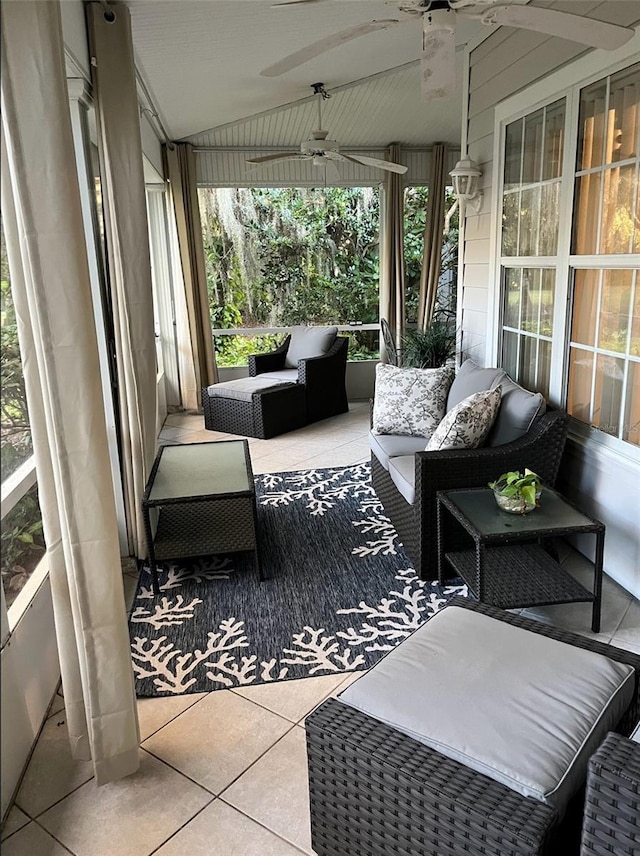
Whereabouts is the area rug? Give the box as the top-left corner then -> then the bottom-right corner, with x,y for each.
129,462 -> 467,697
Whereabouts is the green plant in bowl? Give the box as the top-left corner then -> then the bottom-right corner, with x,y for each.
488,468 -> 542,514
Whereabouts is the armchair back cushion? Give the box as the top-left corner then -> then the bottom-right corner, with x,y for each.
284,326 -> 338,368
372,363 -> 454,437
446,359 -> 506,411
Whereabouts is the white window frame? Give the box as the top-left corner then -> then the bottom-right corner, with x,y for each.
488,31 -> 640,464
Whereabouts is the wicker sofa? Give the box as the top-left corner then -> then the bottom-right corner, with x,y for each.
306,598 -> 640,856
370,361 -> 570,580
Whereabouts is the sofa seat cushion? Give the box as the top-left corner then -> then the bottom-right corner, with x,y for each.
284,326 -> 338,368
369,431 -> 429,472
372,363 -> 454,437
207,375 -> 296,402
387,456 -> 416,505
254,369 -> 300,384
487,376 -> 547,446
339,605 -> 634,815
447,359 -> 506,412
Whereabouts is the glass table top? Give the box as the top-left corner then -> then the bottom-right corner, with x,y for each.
441,487 -> 599,537
147,441 -> 251,502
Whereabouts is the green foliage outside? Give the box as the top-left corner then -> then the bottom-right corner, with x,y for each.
199,186 -> 458,367
1,224 -> 45,605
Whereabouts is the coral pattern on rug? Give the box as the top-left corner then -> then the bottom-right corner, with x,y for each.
129,462 -> 466,696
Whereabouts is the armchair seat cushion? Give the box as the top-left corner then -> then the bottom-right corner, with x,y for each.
253,368 -> 299,384
368,431 -> 428,471
339,605 -> 635,816
388,455 -> 416,505
284,325 -> 338,368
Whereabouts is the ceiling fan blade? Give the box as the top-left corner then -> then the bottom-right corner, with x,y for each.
342,154 -> 408,175
245,152 -> 303,164
421,16 -> 455,100
271,0 -> 327,5
260,19 -> 400,77
478,5 -> 635,51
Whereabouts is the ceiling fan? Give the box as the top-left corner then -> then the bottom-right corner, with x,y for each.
245,83 -> 408,176
263,0 -> 636,99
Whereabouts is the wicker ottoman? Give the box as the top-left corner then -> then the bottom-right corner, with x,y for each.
202,377 -> 306,439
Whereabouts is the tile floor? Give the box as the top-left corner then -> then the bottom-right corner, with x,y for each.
2,400 -> 639,855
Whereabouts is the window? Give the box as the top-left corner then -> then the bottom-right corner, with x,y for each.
1,217 -> 45,608
496,59 -> 640,449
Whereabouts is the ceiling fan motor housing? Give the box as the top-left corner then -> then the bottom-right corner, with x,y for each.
301,129 -> 339,156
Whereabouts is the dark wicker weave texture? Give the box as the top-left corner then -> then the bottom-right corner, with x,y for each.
250,334 -> 349,424
307,598 -> 640,856
371,404 -> 569,580
580,731 -> 640,856
202,382 -> 306,439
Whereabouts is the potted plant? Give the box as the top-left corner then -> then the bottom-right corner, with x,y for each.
401,320 -> 456,369
488,468 -> 543,514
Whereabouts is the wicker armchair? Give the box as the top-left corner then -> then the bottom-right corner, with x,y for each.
249,334 -> 349,423
306,598 -> 640,856
371,404 -> 569,580
580,729 -> 640,855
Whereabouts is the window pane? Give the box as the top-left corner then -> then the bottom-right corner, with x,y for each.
501,191 -> 519,256
540,269 -> 556,336
568,348 -> 594,422
522,269 -> 541,334
606,64 -> 639,164
502,330 -> 519,380
523,109 -> 544,184
539,181 -> 560,255
624,361 -> 640,445
572,269 -> 599,346
598,269 -> 632,354
543,100 -> 565,180
503,268 -> 521,328
1,219 -> 33,481
504,118 -> 523,189
520,336 -> 537,390
632,281 -> 640,357
1,485 -> 45,609
577,80 -> 607,170
600,164 -> 636,254
538,339 -> 552,399
518,186 -> 540,256
593,353 -> 625,436
573,173 -> 601,254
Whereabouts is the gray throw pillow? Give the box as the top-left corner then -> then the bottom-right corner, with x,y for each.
447,359 -> 506,412
284,326 -> 338,368
487,376 -> 546,446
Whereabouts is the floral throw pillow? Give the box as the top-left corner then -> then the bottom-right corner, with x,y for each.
426,387 -> 502,451
372,363 -> 455,437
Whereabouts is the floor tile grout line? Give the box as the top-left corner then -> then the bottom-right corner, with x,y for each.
15,771 -> 95,826
137,691 -> 211,742
146,795 -> 217,856
217,796 -> 314,856
215,722 -> 300,799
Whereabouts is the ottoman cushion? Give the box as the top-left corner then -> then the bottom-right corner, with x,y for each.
339,605 -> 634,816
207,376 -> 295,402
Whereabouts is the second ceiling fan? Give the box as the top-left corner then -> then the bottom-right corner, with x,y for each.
245,83 -> 408,176
263,0 -> 636,99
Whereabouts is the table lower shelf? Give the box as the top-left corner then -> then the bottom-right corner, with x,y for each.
150,501 -> 257,562
444,542 -> 595,611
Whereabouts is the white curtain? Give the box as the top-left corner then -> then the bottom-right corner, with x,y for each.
418,142 -> 449,329
87,2 -> 158,556
1,0 -> 139,784
165,143 -> 218,410
379,142 -> 406,361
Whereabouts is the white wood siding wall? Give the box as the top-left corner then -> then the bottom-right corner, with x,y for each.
461,2 -> 640,598
194,146 -> 461,188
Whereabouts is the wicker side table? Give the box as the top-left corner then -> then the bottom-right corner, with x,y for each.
580,729 -> 640,855
437,487 -> 605,632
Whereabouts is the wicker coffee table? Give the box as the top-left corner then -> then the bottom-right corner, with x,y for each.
437,487 -> 604,632
142,440 -> 261,594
